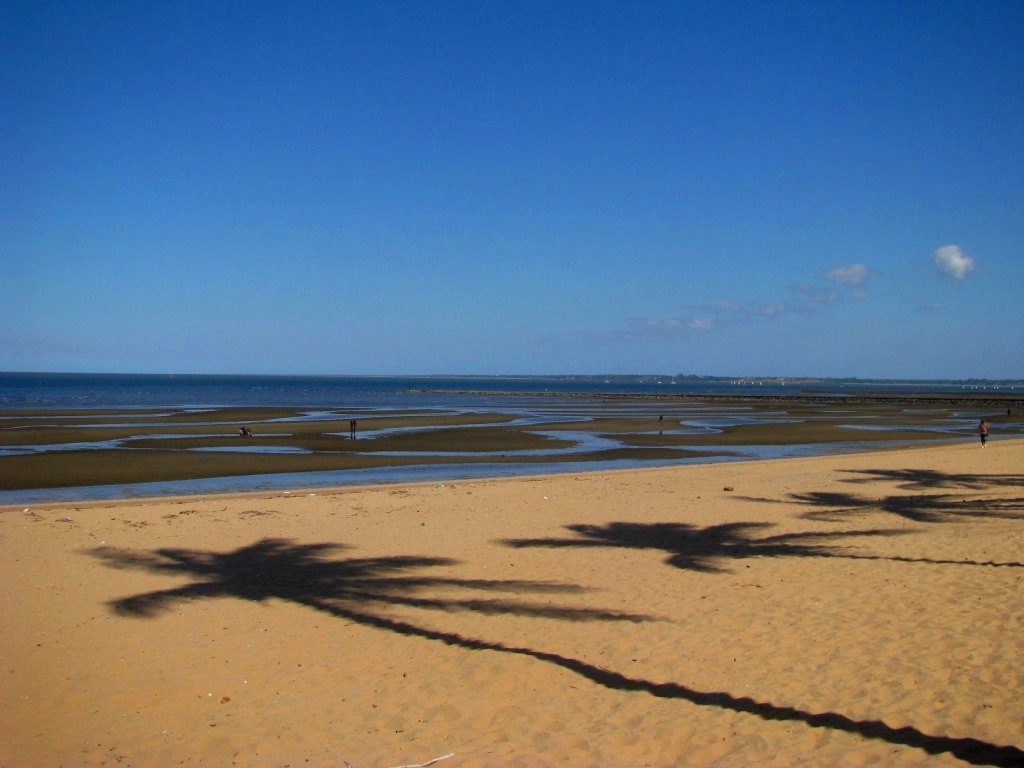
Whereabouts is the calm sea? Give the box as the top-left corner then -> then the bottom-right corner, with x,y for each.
0,372 -> 1015,410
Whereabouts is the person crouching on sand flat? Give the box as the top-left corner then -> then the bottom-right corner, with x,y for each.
979,418 -> 989,447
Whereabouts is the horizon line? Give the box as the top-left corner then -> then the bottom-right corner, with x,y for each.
2,371 -> 1023,385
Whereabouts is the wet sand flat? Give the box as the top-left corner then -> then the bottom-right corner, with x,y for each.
2,396 -> 1021,493
1,439 -> 1022,767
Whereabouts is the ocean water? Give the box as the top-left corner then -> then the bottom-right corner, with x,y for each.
1,372 -> 795,409
2,372 -> 1018,410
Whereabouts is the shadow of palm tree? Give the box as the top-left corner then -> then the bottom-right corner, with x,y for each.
502,521 -> 909,572
783,490 -> 1024,525
720,494 -> 1024,567
89,537 -> 651,622
838,468 -> 1024,492
86,538 -> 1023,767
507,647 -> 1024,768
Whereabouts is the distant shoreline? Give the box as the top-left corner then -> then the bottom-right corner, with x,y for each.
412,389 -> 1024,408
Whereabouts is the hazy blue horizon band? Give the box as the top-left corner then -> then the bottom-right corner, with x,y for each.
3,372 -> 1022,411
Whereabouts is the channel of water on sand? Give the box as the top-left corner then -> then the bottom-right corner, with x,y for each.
0,438 -> 932,505
4,394 -> 1021,505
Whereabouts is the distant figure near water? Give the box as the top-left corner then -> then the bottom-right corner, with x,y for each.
979,419 -> 989,447
239,426 -> 253,438
350,420 -> 357,440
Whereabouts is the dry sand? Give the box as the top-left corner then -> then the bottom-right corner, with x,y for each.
2,439 -> 1022,767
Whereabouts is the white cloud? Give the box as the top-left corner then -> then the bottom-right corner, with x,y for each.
758,302 -> 787,318
791,284 -> 839,309
932,245 -> 975,281
827,263 -> 875,286
613,262 -> 877,343
630,316 -> 717,335
643,319 -> 682,331
713,300 -> 743,313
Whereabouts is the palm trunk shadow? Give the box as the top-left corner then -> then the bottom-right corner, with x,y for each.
300,597 -> 1024,768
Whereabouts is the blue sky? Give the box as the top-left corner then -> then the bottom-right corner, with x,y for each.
2,1 -> 1022,378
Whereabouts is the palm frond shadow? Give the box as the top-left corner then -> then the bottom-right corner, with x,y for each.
733,491 -> 1024,567
86,538 -> 1024,766
502,521 -> 911,572
88,537 -> 650,622
780,489 -> 1024,526
839,468 -> 1024,492
803,468 -> 1024,524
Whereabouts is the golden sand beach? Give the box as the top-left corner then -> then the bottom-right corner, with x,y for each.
2,439 -> 1022,767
